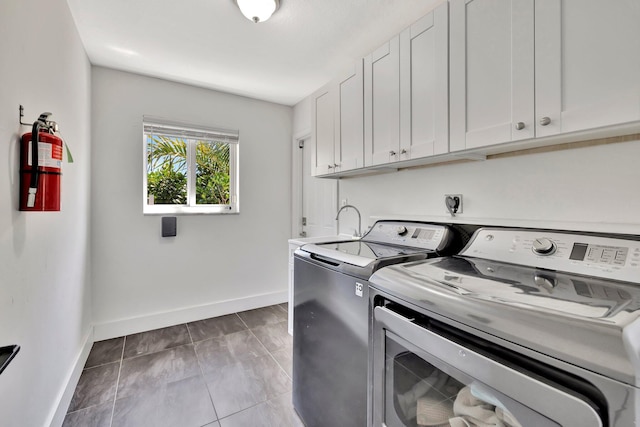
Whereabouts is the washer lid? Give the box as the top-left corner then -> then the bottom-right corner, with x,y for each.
370,256 -> 640,386
301,240 -> 432,268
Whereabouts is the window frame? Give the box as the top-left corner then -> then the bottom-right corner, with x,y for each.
142,117 -> 239,215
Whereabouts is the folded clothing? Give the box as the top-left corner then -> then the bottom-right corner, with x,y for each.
397,369 -> 450,420
449,386 -> 522,427
416,393 -> 454,427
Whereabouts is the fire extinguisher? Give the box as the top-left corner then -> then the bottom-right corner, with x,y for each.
19,112 -> 63,211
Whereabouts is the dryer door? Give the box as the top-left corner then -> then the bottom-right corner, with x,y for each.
371,305 -> 605,427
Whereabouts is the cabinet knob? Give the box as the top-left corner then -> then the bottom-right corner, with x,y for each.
327,164 -> 334,169
539,117 -> 551,126
515,122 -> 525,130
401,149 -> 407,154
334,163 -> 340,168
389,150 -> 397,156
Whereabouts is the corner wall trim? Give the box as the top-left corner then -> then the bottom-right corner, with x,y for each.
48,327 -> 94,427
92,290 -> 288,341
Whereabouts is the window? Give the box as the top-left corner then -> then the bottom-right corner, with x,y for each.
143,117 -> 239,214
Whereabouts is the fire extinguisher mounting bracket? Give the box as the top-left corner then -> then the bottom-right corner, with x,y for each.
19,105 -> 30,126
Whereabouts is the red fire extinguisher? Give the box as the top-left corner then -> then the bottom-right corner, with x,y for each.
19,112 -> 63,211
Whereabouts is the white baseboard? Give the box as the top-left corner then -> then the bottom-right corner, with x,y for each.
48,327 -> 94,427
93,290 -> 288,341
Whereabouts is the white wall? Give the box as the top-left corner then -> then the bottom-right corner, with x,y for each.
0,0 -> 92,425
91,67 -> 292,337
293,95 -> 312,138
292,102 -> 640,236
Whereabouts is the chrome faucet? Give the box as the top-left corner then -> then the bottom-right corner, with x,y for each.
335,204 -> 362,237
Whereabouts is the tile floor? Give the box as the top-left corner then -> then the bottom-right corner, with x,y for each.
63,304 -> 303,427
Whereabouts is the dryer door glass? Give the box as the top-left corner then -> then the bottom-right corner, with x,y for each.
384,335 -> 556,427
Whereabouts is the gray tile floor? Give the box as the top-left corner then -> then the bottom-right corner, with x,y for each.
63,304 -> 303,427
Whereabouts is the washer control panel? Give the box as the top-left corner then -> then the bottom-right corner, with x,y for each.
363,221 -> 451,251
461,228 -> 640,283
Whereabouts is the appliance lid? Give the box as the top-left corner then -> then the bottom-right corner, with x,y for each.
370,256 -> 640,386
297,220 -> 455,268
390,256 -> 640,322
300,240 -> 432,268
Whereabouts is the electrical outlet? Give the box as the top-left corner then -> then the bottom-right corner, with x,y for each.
445,194 -> 463,215
341,199 -> 348,207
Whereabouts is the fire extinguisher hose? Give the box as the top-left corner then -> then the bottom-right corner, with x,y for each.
27,120 -> 41,208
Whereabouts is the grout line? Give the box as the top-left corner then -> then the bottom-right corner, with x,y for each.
234,312 -> 250,330
81,359 -> 121,371
186,315 -> 219,426
65,401 -> 104,416
216,398 -> 267,421
120,327 -> 193,362
193,327 -> 221,423
215,388 -> 293,423
247,326 -> 292,382
108,336 -> 126,427
185,322 -> 195,344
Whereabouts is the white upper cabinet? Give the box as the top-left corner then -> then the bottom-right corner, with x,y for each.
311,61 -> 364,176
400,2 -> 450,159
365,35 -> 401,166
535,0 -> 640,137
450,0 -> 535,151
335,60 -> 364,172
451,0 -> 640,152
311,84 -> 334,176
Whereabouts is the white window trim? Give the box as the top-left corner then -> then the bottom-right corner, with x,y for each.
142,116 -> 239,215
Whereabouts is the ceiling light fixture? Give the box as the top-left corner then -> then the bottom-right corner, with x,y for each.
235,0 -> 280,23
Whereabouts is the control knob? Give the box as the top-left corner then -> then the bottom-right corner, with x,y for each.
533,274 -> 557,290
396,226 -> 408,236
532,238 -> 556,256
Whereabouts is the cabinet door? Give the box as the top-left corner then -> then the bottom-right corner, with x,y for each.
535,0 -> 640,138
335,60 -> 364,172
311,84 -> 335,176
364,35 -> 401,166
400,2 -> 449,160
450,0 -> 535,151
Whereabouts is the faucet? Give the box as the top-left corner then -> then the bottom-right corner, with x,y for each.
335,204 -> 362,237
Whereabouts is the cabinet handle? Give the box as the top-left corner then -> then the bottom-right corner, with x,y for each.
515,122 -> 525,130
334,163 -> 340,168
390,150 -> 397,156
539,117 -> 551,126
327,164 -> 334,170
401,149 -> 407,154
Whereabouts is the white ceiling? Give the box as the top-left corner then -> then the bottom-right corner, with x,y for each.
66,0 -> 441,106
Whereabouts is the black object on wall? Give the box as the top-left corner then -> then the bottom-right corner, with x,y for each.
0,345 -> 20,375
162,217 -> 177,237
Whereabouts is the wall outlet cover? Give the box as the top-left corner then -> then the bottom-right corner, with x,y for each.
445,194 -> 463,214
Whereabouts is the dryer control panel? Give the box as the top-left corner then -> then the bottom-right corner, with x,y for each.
460,228 -> 640,283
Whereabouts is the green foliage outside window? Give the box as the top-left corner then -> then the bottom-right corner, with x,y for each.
196,141 -> 230,204
146,135 -> 231,205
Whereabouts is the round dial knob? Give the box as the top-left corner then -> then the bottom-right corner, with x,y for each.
396,226 -> 408,236
532,238 -> 556,255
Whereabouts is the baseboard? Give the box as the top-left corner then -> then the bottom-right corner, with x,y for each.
93,290 -> 288,341
47,327 -> 94,427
